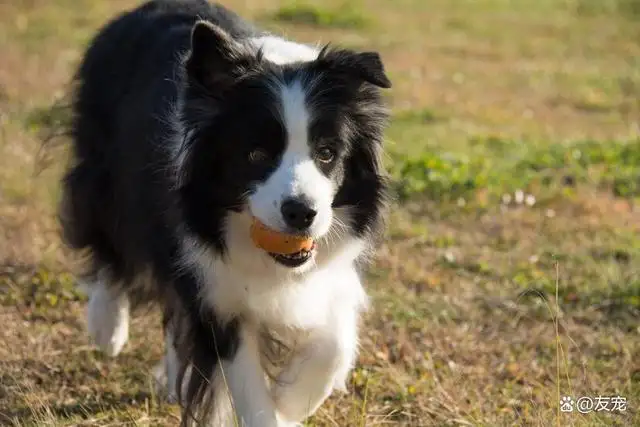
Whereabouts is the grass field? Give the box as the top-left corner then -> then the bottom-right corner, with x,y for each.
1,0 -> 639,425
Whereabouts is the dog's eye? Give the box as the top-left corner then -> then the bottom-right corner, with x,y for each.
248,149 -> 269,164
316,147 -> 336,164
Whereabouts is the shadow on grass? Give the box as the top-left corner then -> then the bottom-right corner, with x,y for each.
0,392 -> 154,425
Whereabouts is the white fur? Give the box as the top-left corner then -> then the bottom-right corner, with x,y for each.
85,277 -> 130,357
219,325 -> 282,427
270,278 -> 361,422
249,35 -> 319,65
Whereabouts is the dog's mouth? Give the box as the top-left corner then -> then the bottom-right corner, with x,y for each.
269,243 -> 317,268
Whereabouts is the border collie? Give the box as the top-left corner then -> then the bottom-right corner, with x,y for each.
60,1 -> 391,425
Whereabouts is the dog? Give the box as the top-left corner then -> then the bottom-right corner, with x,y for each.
60,0 -> 391,425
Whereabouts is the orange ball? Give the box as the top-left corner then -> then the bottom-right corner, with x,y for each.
250,217 -> 315,255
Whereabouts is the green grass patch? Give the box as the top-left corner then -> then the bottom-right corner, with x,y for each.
390,137 -> 640,202
575,0 -> 640,19
24,102 -> 72,135
0,266 -> 82,309
272,1 -> 371,29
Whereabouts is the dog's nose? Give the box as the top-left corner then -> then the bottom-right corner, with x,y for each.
281,198 -> 317,231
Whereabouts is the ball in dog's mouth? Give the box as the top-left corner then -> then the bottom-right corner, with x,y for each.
250,217 -> 316,268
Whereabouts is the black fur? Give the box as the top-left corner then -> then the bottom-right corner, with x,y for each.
60,1 -> 391,424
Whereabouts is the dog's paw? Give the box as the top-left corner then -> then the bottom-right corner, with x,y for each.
87,287 -> 130,357
272,383 -> 325,424
272,384 -> 303,423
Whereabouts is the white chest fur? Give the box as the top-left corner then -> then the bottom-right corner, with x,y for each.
188,235 -> 368,330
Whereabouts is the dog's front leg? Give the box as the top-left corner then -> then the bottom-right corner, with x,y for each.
222,325 -> 287,427
272,313 -> 358,423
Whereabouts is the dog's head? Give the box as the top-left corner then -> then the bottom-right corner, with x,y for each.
175,21 -> 391,274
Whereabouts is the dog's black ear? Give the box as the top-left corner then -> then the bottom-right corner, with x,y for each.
185,21 -> 255,90
316,47 -> 392,89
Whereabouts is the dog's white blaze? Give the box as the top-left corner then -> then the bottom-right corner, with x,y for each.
280,79 -> 309,159
249,79 -> 334,237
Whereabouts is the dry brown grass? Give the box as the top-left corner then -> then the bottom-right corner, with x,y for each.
1,0 -> 638,426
